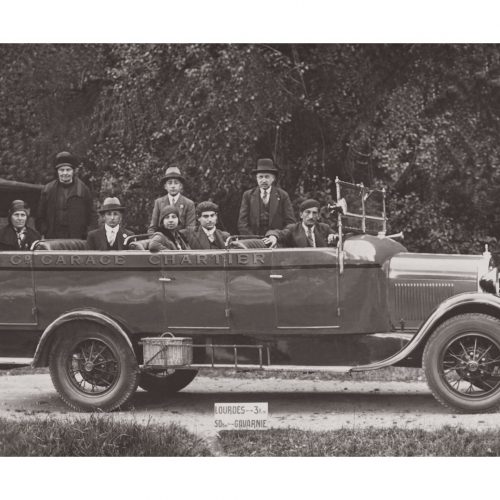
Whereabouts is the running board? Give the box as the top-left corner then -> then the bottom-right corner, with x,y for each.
140,363 -> 354,373
0,357 -> 33,367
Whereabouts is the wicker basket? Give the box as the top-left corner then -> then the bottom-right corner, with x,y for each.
141,334 -> 193,367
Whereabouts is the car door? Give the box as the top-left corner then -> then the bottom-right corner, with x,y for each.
160,249 -> 229,333
271,247 -> 340,330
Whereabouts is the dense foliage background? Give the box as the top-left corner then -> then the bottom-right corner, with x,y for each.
1,43 -> 500,252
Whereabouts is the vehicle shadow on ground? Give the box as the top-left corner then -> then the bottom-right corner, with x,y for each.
131,390 -> 447,415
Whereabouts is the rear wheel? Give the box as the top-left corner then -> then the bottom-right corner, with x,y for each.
423,313 -> 500,413
138,369 -> 198,394
49,323 -> 139,412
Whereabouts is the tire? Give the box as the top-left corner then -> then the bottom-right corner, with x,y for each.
49,323 -> 139,412
423,313 -> 500,413
138,369 -> 198,395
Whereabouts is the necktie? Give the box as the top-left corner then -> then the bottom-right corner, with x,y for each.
169,196 -> 176,206
16,228 -> 26,249
261,189 -> 269,204
306,227 -> 315,247
207,232 -> 215,243
108,229 -> 116,246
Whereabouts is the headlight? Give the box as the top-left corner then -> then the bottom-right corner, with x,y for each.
479,267 -> 499,294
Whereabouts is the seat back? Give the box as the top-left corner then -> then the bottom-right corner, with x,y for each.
33,239 -> 88,251
230,238 -> 267,249
129,239 -> 155,251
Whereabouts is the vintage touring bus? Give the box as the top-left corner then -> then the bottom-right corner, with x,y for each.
1,179 -> 499,413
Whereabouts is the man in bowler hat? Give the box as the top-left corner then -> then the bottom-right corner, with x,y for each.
36,151 -> 95,239
264,198 -> 337,248
86,197 -> 134,250
181,201 -> 230,249
148,166 -> 196,233
237,158 -> 295,236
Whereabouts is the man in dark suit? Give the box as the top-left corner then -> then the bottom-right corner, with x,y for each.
148,166 -> 196,233
86,197 -> 134,250
181,201 -> 230,249
237,158 -> 295,236
264,199 -> 337,248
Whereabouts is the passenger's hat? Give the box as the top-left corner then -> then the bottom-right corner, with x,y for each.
161,166 -> 185,184
8,199 -> 30,217
98,197 -> 125,213
160,205 -> 180,221
53,151 -> 78,171
196,201 -> 219,217
252,158 -> 279,175
299,199 -> 320,212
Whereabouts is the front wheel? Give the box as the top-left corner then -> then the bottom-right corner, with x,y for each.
138,369 -> 198,395
423,313 -> 500,413
49,323 -> 139,412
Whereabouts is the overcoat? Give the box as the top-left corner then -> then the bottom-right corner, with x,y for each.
36,178 -> 94,239
148,194 -> 196,233
237,186 -> 295,235
86,226 -> 134,251
0,224 -> 41,251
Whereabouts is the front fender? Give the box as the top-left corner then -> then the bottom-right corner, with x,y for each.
32,309 -> 135,367
352,292 -> 500,371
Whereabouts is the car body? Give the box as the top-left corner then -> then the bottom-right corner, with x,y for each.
1,179 -> 500,413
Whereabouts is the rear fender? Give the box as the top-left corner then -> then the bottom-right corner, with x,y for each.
352,292 -> 500,371
32,309 -> 135,367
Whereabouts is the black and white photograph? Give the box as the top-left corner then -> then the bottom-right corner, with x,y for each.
2,1 -> 500,499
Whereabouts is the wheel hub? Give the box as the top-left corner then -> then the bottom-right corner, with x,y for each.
84,361 -> 95,372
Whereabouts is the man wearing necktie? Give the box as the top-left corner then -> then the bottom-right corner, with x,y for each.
264,199 -> 337,248
181,201 -> 230,250
148,166 -> 196,233
86,197 -> 134,250
237,158 -> 295,236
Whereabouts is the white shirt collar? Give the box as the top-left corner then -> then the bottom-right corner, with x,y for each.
169,193 -> 180,204
105,224 -> 119,234
202,227 -> 216,236
302,223 -> 314,234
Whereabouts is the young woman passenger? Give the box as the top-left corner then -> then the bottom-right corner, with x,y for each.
149,205 -> 190,252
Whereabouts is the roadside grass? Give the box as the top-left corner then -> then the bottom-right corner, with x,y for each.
1,366 -> 424,381
218,427 -> 500,456
0,416 -> 212,456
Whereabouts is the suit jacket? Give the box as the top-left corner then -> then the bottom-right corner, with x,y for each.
0,225 -> 41,251
267,222 -> 337,248
86,225 -> 134,250
36,177 -> 95,239
181,226 -> 230,249
237,186 -> 295,235
148,194 -> 196,233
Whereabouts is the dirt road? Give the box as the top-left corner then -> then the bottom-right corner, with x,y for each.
1,373 -> 499,440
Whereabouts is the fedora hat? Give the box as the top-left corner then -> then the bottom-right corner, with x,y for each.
251,158 -> 279,175
161,166 -> 185,184
53,151 -> 78,171
98,197 -> 125,213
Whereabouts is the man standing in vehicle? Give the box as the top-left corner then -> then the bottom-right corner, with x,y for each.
86,197 -> 134,250
264,198 -> 337,248
237,158 -> 295,236
181,201 -> 230,249
36,151 -> 95,239
148,166 -> 196,233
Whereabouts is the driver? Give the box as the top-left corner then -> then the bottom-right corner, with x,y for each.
263,199 -> 337,248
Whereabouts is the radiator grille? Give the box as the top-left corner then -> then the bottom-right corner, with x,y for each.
393,282 -> 455,321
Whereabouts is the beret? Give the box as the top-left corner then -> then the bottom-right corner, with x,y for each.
299,199 -> 320,212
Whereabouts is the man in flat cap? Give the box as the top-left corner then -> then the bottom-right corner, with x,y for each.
264,198 -> 337,248
237,158 -> 295,236
148,166 -> 196,233
181,201 -> 230,250
36,151 -> 95,239
86,197 -> 134,250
